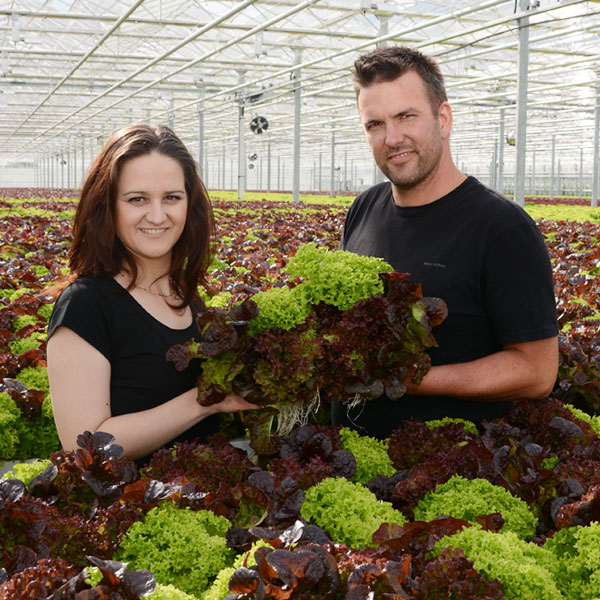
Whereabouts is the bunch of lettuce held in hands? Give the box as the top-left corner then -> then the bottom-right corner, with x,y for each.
168,243 -> 447,433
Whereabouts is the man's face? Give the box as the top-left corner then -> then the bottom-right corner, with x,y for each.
357,70 -> 446,191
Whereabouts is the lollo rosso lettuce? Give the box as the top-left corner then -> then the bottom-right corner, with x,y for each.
168,243 -> 447,452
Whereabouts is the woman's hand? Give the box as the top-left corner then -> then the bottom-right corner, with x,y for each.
212,392 -> 260,413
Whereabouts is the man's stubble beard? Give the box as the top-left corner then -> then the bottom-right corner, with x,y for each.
377,129 -> 444,192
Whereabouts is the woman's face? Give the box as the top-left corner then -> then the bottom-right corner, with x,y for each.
115,151 -> 188,270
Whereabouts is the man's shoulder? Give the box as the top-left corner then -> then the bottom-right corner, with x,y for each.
348,181 -> 392,215
355,181 -> 392,202
459,177 -> 534,223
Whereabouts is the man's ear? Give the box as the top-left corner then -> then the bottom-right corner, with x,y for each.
438,102 -> 453,139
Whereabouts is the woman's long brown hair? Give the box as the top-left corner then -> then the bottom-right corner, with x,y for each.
48,124 -> 214,308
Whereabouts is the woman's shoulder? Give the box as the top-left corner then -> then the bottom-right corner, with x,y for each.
57,275 -> 119,304
49,275 -> 120,330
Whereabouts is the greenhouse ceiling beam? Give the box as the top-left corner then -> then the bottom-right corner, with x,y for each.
8,0 -> 146,139
9,0 -> 260,151
5,0 -> 596,162
445,54 -> 600,95
145,0 -> 510,128
150,0 -> 588,130
0,8 -> 394,41
15,0 -> 317,155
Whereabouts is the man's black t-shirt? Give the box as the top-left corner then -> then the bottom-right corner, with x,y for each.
333,176 -> 558,437
47,275 -> 219,464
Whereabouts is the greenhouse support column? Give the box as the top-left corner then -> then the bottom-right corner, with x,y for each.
73,144 -> 77,189
490,141 -> 497,190
531,147 -> 536,196
579,147 -> 583,201
550,134 -> 556,201
318,152 -> 322,192
498,108 -> 505,195
330,127 -> 335,197
61,152 -> 65,189
277,155 -> 281,191
222,143 -> 226,191
292,50 -> 302,203
67,148 -> 71,189
81,137 -> 85,184
513,0 -> 530,207
344,149 -> 348,192
198,89 -> 205,179
237,72 -> 246,200
267,134 -> 271,193
592,85 -> 599,207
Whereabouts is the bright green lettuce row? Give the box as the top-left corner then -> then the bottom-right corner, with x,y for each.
425,416 -> 479,437
149,583 -> 199,600
544,521 -> 600,600
1,459 -> 51,484
285,243 -> 394,312
339,427 -> 396,485
86,567 -> 198,599
0,387 -> 59,461
414,475 -> 537,540
202,539 -> 270,600
8,331 -> 46,355
434,527 -> 563,600
300,476 -> 406,549
16,365 -> 50,393
0,392 -> 21,459
2,366 -> 61,460
565,403 -> 600,437
247,243 -> 394,333
114,502 -> 235,598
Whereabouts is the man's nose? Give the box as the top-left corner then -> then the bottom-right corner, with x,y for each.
385,122 -> 406,147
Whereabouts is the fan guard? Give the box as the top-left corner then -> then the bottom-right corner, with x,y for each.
250,115 -> 269,134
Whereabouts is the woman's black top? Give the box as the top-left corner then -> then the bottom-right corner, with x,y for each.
47,275 -> 218,465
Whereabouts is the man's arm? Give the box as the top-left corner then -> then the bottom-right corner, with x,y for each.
405,336 -> 558,401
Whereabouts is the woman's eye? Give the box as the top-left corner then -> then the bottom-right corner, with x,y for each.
165,195 -> 183,202
128,196 -> 146,204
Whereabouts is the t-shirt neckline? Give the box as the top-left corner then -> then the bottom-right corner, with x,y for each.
109,277 -> 195,332
387,175 -> 476,215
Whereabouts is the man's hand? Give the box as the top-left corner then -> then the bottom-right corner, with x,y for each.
404,336 -> 558,402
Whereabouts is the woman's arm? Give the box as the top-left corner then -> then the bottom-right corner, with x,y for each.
47,326 -> 257,460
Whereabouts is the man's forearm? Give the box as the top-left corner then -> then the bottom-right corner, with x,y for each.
405,337 -> 559,402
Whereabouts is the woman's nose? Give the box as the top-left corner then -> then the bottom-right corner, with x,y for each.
146,199 -> 166,223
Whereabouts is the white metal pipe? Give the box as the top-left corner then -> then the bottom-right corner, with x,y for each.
513,0 -> 530,207
292,50 -> 302,203
593,86 -> 599,207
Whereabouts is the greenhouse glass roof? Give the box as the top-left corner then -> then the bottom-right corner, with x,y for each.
0,0 -> 599,194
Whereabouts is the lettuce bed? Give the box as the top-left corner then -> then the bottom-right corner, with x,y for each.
2,399 -> 600,598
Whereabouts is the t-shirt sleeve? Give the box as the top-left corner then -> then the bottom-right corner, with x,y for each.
47,279 -> 114,361
483,221 -> 559,345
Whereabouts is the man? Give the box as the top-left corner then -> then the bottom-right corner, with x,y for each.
332,46 -> 559,438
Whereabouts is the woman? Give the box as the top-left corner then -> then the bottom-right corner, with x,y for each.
46,124 -> 257,465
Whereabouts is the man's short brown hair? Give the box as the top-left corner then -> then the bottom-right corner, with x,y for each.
352,46 -> 447,112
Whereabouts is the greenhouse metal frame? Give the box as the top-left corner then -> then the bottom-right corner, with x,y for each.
0,0 -> 599,205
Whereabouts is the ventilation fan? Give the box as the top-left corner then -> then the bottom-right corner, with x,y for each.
250,115 -> 269,134
248,163 -> 255,170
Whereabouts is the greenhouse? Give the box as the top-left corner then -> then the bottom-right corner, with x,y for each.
2,1 -> 600,599
0,0 -> 599,203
